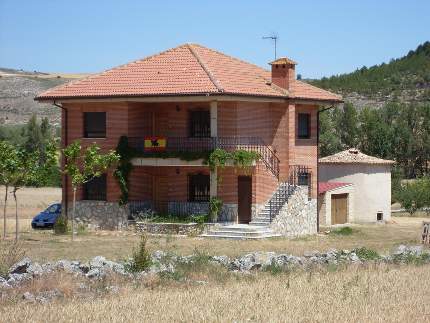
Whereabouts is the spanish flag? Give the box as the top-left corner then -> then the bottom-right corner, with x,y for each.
144,136 -> 167,151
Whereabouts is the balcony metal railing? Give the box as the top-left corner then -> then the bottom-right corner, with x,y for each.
128,136 -> 280,178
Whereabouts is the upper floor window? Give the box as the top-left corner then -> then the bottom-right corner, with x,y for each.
298,113 -> 310,139
84,174 -> 107,201
189,110 -> 210,138
84,112 -> 106,138
188,173 -> 210,202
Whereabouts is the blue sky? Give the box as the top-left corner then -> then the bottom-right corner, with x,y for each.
1,0 -> 429,79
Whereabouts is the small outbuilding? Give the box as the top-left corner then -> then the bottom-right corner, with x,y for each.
319,148 -> 395,224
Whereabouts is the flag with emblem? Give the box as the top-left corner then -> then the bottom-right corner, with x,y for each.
144,136 -> 166,151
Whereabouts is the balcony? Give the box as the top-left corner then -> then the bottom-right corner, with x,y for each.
128,136 -> 280,178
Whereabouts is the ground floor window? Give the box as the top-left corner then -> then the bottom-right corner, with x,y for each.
188,173 -> 210,202
84,174 -> 107,200
298,172 -> 310,186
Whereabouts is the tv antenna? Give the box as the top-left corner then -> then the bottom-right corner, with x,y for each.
262,34 -> 278,59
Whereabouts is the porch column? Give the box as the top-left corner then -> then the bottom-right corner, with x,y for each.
210,101 -> 218,137
210,101 -> 218,198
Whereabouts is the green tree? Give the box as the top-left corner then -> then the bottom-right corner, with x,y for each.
338,102 -> 359,148
63,141 -> 119,240
396,177 -> 430,215
319,109 -> 342,156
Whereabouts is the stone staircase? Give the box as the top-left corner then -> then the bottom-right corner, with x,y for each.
200,224 -> 280,240
250,182 -> 296,226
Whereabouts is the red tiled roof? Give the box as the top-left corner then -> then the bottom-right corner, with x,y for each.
318,182 -> 351,194
35,43 -> 342,102
319,148 -> 395,165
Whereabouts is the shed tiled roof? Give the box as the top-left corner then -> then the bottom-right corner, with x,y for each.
35,43 -> 342,102
319,148 -> 395,165
318,182 -> 352,194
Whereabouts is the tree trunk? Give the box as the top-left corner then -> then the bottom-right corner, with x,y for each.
13,188 -> 18,241
72,187 -> 76,241
3,185 -> 8,240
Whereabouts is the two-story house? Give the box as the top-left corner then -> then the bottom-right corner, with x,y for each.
36,43 -> 342,235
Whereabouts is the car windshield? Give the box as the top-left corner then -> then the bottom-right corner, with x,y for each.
48,205 -> 58,213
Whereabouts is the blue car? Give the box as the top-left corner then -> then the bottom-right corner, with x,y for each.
31,203 -> 62,229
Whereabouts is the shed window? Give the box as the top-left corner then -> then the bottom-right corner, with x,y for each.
189,110 -> 210,138
298,113 -> 310,139
188,174 -> 210,202
84,174 -> 107,201
84,112 -> 106,138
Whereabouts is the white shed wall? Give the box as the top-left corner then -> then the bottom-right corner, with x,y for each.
319,164 -> 391,223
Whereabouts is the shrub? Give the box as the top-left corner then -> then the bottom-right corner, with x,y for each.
331,227 -> 354,236
396,177 -> 430,215
190,214 -> 209,224
0,241 -> 25,278
126,235 -> 152,273
209,197 -> 223,222
53,215 -> 68,235
263,262 -> 284,275
76,223 -> 87,235
354,247 -> 380,260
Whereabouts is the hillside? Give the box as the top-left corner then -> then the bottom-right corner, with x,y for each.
310,41 -> 430,108
0,69 -> 88,125
1,43 -> 429,125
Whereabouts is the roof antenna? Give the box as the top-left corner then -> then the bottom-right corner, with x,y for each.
262,34 -> 278,60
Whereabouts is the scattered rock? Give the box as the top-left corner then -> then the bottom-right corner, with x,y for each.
349,253 -> 360,263
0,277 -> 11,289
86,268 -> 104,279
90,256 -> 107,269
106,285 -> 120,294
9,257 -> 32,275
210,255 -> 230,266
27,263 -> 44,277
22,292 -> 35,302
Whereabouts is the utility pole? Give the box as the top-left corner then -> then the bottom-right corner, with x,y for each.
262,35 -> 278,60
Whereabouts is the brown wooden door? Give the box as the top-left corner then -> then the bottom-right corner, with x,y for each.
153,176 -> 168,215
238,176 -> 252,224
331,194 -> 348,224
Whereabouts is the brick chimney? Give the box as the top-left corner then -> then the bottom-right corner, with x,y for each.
269,57 -> 297,91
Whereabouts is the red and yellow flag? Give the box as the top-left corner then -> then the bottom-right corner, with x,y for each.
144,136 -> 166,151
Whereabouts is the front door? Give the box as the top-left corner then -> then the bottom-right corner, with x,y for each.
153,176 -> 168,215
238,176 -> 252,224
331,193 -> 348,224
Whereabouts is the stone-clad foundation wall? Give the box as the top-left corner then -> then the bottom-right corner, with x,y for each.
70,201 -> 129,230
69,201 -> 238,230
270,187 -> 317,237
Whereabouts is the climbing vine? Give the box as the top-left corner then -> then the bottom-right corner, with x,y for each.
206,148 -> 260,172
114,136 -> 135,205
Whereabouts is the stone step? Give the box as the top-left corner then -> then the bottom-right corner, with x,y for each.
200,233 -> 281,240
205,230 -> 272,237
201,224 -> 280,240
249,222 -> 271,226
213,224 -> 270,232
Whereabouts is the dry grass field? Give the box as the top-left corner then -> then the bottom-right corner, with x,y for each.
2,264 -> 430,322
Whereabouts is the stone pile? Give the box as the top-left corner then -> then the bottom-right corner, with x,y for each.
1,244 -> 428,292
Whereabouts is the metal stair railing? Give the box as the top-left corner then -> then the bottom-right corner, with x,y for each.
267,165 -> 312,222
